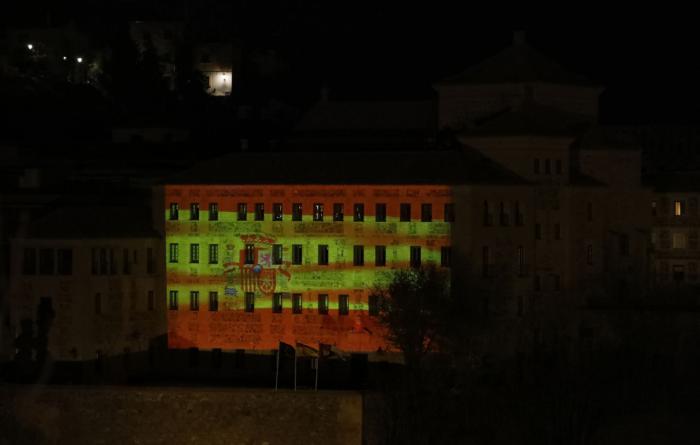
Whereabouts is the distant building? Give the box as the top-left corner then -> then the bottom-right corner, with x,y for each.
194,42 -> 239,96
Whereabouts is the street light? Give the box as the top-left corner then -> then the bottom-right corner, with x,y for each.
62,56 -> 67,61
76,57 -> 83,63
27,44 -> 33,50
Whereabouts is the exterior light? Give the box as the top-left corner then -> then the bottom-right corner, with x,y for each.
27,44 -> 33,50
76,57 -> 83,63
62,56 -> 67,60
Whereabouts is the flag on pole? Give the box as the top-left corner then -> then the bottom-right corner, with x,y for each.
279,341 -> 296,357
320,343 -> 350,361
295,342 -> 319,358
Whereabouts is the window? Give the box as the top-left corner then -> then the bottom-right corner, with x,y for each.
375,245 -> 386,267
254,203 -> 264,221
190,291 -> 199,311
209,291 -> 218,311
535,224 -> 542,240
100,248 -> 107,274
318,245 -> 329,265
168,243 -> 179,263
499,202 -> 510,226
444,203 -> 455,222
353,245 -> 365,266
39,248 -> 54,275
545,159 -> 551,175
482,246 -> 490,277
190,244 -> 199,263
400,203 -> 411,222
517,246 -> 525,275
273,293 -> 283,313
91,248 -> 98,274
672,233 -> 687,249
209,203 -> 219,221
245,292 -> 255,312
169,203 -> 179,220
56,249 -> 73,275
534,275 -> 541,291
245,244 -> 255,264
556,159 -> 562,175
534,158 -> 540,174
483,201 -> 492,226
237,203 -> 247,221
292,203 -> 303,221
148,291 -> 155,311
147,247 -> 154,274
515,202 -> 524,226
410,246 -> 421,269
292,244 -> 303,265
441,247 -> 451,267
292,293 -> 302,314
313,203 -> 324,221
421,203 -> 432,222
675,200 -> 686,216
318,294 -> 329,315
587,202 -> 593,222
651,201 -> 657,216
190,203 -> 199,220
619,234 -> 629,256
339,294 -> 349,316
109,249 -> 116,275
354,203 -> 364,221
273,203 -> 283,221
587,244 -> 593,265
22,248 -> 36,275
375,203 -> 386,222
554,223 -> 561,240
209,244 -> 219,264
122,248 -> 130,274
369,294 -> 380,316
333,203 -> 344,221
169,290 -> 178,310
272,244 -> 283,265
95,293 -> 102,315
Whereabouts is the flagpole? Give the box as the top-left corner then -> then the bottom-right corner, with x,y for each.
293,347 -> 297,391
275,345 -> 280,391
314,357 -> 319,391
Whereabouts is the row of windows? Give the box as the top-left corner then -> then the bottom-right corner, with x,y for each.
533,158 -> 563,175
22,247 -> 156,276
94,290 -> 155,314
168,243 -> 452,268
90,248 -> 155,276
168,291 -> 382,315
169,202 -> 456,223
483,201 -> 525,226
652,199 -> 699,217
652,231 -> 699,250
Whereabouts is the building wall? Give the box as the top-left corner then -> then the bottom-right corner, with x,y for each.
8,238 -> 165,361
164,184 -> 454,352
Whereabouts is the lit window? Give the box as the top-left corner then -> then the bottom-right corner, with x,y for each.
672,233 -> 687,249
675,200 -> 686,216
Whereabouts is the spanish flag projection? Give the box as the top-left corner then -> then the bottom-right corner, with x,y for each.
165,184 -> 452,352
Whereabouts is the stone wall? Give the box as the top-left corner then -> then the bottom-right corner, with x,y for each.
0,386 -> 362,445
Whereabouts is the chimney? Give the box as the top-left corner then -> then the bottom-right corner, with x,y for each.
513,30 -> 526,46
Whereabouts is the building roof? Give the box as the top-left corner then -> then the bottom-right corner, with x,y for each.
23,205 -> 159,239
572,125 -> 639,151
436,38 -> 592,87
165,149 -> 530,186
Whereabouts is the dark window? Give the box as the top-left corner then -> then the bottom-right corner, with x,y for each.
110,249 -> 116,275
500,202 -> 510,226
169,243 -> 178,263
535,224 -> 542,240
122,248 -> 130,274
190,203 -> 199,220
354,203 -> 364,221
209,203 -> 219,221
339,294 -> 349,316
100,248 -> 108,274
534,158 -> 540,174
292,203 -> 303,221
421,203 -> 432,222
484,201 -> 492,226
56,249 -> 72,275
209,244 -> 219,264
254,203 -> 264,221
148,290 -> 155,311
272,244 -> 283,265
245,244 -> 255,265
190,244 -> 199,263
318,294 -> 329,315
273,203 -> 283,221
410,246 -> 421,268
333,203 -> 344,221
237,203 -> 247,221
91,248 -> 98,274
554,223 -> 561,240
517,295 -> 524,317
587,244 -> 593,265
318,245 -> 329,265
620,234 -> 629,256
375,245 -> 386,267
587,202 -> 593,222
313,203 -> 324,221
517,246 -> 525,275
273,293 -> 283,313
23,248 -> 36,275
95,293 -> 102,315
556,159 -> 562,174
190,291 -> 199,311
169,290 -> 178,310
534,275 -> 541,291
169,203 -> 179,220
147,247 -> 154,274
482,246 -> 489,277
444,203 -> 455,222
545,159 -> 551,174
245,292 -> 255,312
375,203 -> 386,222
515,202 -> 524,225
292,244 -> 303,265
292,293 -> 302,314
39,248 -> 54,275
400,203 -> 411,222
353,245 -> 364,266
441,247 -> 451,267
209,291 -> 218,311
368,294 -> 380,316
